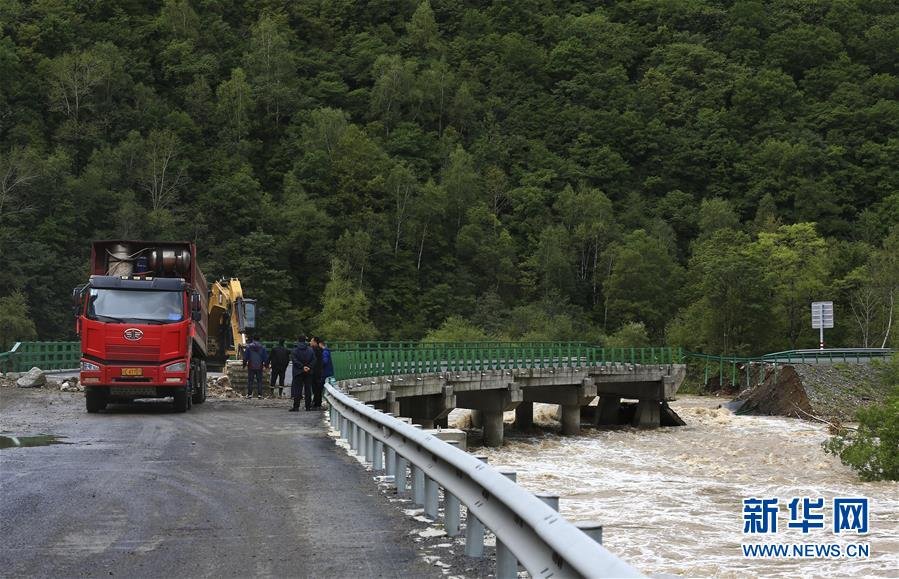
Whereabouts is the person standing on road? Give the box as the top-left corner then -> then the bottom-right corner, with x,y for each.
243,335 -> 268,399
268,339 -> 290,397
310,337 -> 324,409
290,336 -> 316,412
317,338 -> 333,408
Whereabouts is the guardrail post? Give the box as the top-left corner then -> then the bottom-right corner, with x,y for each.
576,521 -> 603,545
348,422 -> 356,451
424,474 -> 438,520
373,437 -> 384,471
444,441 -> 461,537
412,464 -> 425,506
464,455 -> 488,558
395,454 -> 409,495
365,430 -> 374,463
496,469 -> 519,579
383,413 -> 396,478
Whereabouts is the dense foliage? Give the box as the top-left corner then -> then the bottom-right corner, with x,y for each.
825,354 -> 899,481
1,0 -> 897,350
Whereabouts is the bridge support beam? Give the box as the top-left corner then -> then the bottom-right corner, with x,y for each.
560,404 -> 581,436
634,399 -> 661,428
595,396 -> 621,426
385,390 -> 400,416
398,385 -> 455,429
514,402 -> 533,430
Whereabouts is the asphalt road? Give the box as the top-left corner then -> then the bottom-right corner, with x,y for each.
0,389 -> 438,578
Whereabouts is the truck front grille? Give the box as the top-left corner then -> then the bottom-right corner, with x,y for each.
106,345 -> 160,361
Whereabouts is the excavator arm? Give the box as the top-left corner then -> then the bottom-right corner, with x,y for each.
207,278 -> 257,370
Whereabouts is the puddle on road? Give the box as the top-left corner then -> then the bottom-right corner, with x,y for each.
0,435 -> 69,449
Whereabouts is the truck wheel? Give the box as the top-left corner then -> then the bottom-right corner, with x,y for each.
173,387 -> 189,413
86,391 -> 106,413
192,363 -> 206,405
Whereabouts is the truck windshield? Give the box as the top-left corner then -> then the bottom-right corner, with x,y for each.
87,289 -> 184,324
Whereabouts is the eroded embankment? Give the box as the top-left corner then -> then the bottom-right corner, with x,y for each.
736,362 -> 888,422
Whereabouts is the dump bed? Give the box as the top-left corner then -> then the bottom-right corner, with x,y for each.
90,240 -> 208,355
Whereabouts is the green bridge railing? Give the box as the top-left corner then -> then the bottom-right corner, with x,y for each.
7,340 -> 886,382
684,348 -> 895,389
0,340 -> 682,376
0,342 -> 81,372
330,343 -> 682,380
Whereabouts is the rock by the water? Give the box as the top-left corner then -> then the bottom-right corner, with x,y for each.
16,367 -> 47,388
6,372 -> 21,381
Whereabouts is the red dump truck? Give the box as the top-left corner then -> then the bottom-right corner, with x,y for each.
73,240 -> 208,413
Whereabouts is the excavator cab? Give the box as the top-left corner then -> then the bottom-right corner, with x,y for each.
206,278 -> 257,371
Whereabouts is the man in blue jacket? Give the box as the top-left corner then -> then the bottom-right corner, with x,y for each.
242,335 -> 268,399
290,336 -> 317,411
316,337 -> 334,408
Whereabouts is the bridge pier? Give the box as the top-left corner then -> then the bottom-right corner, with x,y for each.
455,385 -> 521,447
514,402 -> 533,430
560,404 -> 581,435
398,385 -> 455,429
595,396 -> 621,426
518,377 -> 595,436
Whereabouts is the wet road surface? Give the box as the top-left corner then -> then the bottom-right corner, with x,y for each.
0,390 -> 437,578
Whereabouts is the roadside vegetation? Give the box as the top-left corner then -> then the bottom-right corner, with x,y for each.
824,354 -> 899,481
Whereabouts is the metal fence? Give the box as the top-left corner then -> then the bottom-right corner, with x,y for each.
325,383 -> 642,579
685,348 -> 896,389
331,344 -> 683,380
0,341 -> 81,372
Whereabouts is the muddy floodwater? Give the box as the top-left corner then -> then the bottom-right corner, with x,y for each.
470,395 -> 898,578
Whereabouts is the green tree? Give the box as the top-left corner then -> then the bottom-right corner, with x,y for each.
605,322 -> 650,349
751,223 -> 829,349
314,259 -> 377,341
669,229 -> 770,354
604,229 -> 684,338
0,291 -> 37,350
422,316 -> 489,342
405,0 -> 441,54
243,12 -> 296,127
216,68 -> 254,145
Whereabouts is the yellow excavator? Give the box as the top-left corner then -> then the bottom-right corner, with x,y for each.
207,278 -> 257,370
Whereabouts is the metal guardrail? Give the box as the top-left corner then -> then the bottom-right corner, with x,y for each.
761,348 -> 894,363
0,341 -> 81,372
325,383 -> 642,579
685,348 -> 896,389
331,345 -> 682,380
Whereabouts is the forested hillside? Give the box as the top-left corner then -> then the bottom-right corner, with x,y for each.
1,0 -> 897,354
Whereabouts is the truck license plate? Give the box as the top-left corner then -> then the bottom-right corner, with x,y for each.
121,368 -> 143,376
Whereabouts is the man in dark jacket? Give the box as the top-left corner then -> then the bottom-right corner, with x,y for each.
269,339 -> 290,397
310,337 -> 324,409
290,336 -> 317,411
242,335 -> 268,399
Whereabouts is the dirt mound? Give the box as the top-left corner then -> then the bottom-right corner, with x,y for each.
737,363 -> 888,422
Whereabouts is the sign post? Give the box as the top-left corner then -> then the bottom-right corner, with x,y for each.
811,301 -> 834,350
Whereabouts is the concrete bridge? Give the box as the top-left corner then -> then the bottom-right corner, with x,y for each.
332,343 -> 686,446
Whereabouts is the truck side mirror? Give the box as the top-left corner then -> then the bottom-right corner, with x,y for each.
191,291 -> 202,321
71,286 -> 83,314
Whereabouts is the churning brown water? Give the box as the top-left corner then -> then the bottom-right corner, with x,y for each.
470,396 -> 898,577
